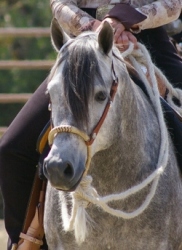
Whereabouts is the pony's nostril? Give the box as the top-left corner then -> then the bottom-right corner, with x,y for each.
64,163 -> 74,178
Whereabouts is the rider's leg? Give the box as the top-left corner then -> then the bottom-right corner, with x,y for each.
0,78 -> 50,249
136,26 -> 182,88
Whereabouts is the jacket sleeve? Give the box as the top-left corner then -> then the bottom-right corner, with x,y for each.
136,0 -> 182,30
106,0 -> 182,31
50,0 -> 182,35
50,0 -> 96,36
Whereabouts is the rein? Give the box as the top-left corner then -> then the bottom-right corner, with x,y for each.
48,61 -> 118,175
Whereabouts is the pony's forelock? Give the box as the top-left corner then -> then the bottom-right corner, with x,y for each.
54,35 -> 105,127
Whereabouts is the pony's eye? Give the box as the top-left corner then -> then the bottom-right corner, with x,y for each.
95,91 -> 107,102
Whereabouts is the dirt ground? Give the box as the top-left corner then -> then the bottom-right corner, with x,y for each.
0,220 -> 8,250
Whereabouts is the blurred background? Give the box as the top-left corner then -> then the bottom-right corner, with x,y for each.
0,0 -> 55,137
0,0 -> 55,247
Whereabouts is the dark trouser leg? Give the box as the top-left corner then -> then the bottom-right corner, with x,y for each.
0,78 -> 50,249
136,27 -> 182,88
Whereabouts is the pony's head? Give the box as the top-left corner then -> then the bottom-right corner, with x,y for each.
44,18 -> 130,191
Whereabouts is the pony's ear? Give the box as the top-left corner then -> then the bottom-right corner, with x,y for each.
98,21 -> 114,55
51,18 -> 70,52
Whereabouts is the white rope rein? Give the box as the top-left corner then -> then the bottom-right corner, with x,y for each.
61,42 -> 179,244
154,65 -> 182,116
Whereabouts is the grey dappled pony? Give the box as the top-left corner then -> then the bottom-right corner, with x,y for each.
43,19 -> 182,250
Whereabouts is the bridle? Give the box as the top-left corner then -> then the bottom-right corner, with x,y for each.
48,61 -> 118,175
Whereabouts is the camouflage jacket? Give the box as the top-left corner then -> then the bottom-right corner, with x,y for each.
50,0 -> 182,36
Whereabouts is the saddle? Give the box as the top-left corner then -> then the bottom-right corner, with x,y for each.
12,74 -> 182,250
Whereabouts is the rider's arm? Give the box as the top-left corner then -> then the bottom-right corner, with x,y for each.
50,0 -> 182,35
106,0 -> 182,32
50,0 -> 96,36
131,0 -> 182,31
50,0 -> 146,35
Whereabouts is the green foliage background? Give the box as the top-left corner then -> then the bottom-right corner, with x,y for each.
0,0 -> 56,127
0,0 -> 56,219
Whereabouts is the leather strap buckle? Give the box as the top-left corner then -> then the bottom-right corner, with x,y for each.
11,244 -> 18,250
20,232 -> 43,245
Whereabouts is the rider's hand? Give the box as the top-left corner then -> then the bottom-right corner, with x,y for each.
92,18 -> 138,50
116,30 -> 138,51
92,20 -> 102,31
104,17 -> 125,42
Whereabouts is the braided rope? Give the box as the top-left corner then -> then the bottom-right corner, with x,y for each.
48,125 -> 90,145
124,43 -> 182,115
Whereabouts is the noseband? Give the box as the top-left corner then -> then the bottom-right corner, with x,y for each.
48,61 -> 118,175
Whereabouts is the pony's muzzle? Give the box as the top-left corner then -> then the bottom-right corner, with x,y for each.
43,156 -> 73,189
43,154 -> 85,191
